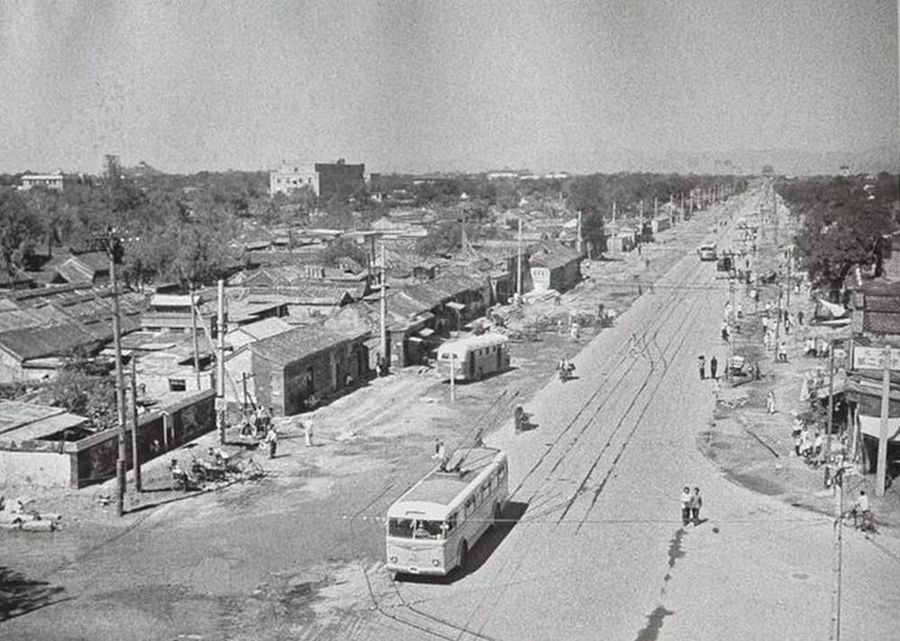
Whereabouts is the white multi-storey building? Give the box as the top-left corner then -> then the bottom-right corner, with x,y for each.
269,164 -> 318,197
19,173 -> 64,191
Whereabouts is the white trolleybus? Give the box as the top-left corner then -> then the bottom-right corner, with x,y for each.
436,333 -> 510,382
386,447 -> 509,577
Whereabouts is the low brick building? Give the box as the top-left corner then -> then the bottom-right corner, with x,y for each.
250,325 -> 370,416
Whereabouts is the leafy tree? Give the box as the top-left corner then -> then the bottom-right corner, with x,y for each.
51,352 -> 117,430
416,220 -> 462,256
321,237 -> 369,268
0,190 -> 43,273
785,177 -> 895,300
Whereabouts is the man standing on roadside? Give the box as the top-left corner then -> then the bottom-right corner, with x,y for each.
710,356 -> 718,380
698,355 -> 706,380
265,425 -> 278,459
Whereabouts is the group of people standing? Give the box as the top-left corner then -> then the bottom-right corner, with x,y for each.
697,354 -> 719,380
680,486 -> 704,527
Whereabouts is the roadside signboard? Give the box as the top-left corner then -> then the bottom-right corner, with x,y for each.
852,345 -> 900,371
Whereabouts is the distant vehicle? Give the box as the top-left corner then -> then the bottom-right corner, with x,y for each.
437,333 -> 510,382
698,244 -> 718,261
386,447 -> 509,576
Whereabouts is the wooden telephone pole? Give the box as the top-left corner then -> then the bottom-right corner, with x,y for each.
103,155 -> 128,517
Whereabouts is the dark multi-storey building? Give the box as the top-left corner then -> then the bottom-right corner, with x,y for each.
314,158 -> 365,200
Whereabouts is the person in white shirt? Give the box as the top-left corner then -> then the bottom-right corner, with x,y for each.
851,491 -> 871,528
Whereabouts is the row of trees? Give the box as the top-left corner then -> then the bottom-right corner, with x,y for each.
781,173 -> 900,300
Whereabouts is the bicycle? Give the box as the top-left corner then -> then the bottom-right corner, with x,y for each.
842,508 -> 876,534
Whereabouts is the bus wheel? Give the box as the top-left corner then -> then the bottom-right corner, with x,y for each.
458,541 -> 469,572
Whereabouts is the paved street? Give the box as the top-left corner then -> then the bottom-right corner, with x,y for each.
305,185 -> 900,641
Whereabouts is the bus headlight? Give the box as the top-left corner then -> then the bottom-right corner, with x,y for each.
390,556 -> 398,563
432,559 -> 440,566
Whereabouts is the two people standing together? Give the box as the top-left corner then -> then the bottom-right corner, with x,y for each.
680,486 -> 704,527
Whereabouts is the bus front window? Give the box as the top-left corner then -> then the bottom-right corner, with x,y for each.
413,520 -> 446,539
389,518 -> 414,538
389,518 -> 447,539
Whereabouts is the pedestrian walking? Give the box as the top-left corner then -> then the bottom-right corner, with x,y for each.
778,340 -> 788,363
766,390 -> 776,414
698,355 -> 706,380
798,310 -> 804,325
710,356 -> 718,380
721,322 -> 730,343
265,425 -> 278,459
690,487 -> 703,525
681,486 -> 693,527
303,418 -> 314,447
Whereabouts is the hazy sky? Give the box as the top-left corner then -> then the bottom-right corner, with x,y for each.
1,0 -> 897,174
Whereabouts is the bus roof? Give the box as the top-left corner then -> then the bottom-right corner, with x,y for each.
437,333 -> 508,357
388,447 -> 504,518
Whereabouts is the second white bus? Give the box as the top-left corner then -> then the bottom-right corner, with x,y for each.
437,333 -> 510,382
386,447 -> 509,576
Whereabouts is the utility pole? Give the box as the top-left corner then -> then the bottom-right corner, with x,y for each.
516,217 -> 523,300
773,285 -> 782,363
611,201 -> 616,227
216,279 -> 226,444
379,243 -> 388,372
576,210 -> 583,255
825,340 -> 836,487
786,246 -> 792,309
876,345 -> 891,497
129,346 -> 142,492
190,284 -> 201,390
108,232 -> 127,517
829,458 -> 844,641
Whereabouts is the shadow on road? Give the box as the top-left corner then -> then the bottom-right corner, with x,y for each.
396,501 -> 529,585
0,566 -> 68,621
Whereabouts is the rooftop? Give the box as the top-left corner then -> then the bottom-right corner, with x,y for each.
0,400 -> 89,446
251,324 -> 369,365
400,447 -> 502,506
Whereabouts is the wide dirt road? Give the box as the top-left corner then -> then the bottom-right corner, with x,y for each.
318,187 -> 900,641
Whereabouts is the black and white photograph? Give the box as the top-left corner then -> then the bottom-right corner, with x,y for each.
0,2 -> 898,639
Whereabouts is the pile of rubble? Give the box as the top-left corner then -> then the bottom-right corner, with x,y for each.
0,496 -> 61,532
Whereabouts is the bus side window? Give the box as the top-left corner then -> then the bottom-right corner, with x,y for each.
465,498 -> 474,517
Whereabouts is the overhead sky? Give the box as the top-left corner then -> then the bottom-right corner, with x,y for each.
1,0 -> 897,175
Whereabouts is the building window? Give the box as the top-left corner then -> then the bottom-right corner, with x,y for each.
168,378 -> 187,392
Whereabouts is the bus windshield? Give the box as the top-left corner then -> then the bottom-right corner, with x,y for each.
388,518 -> 446,539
